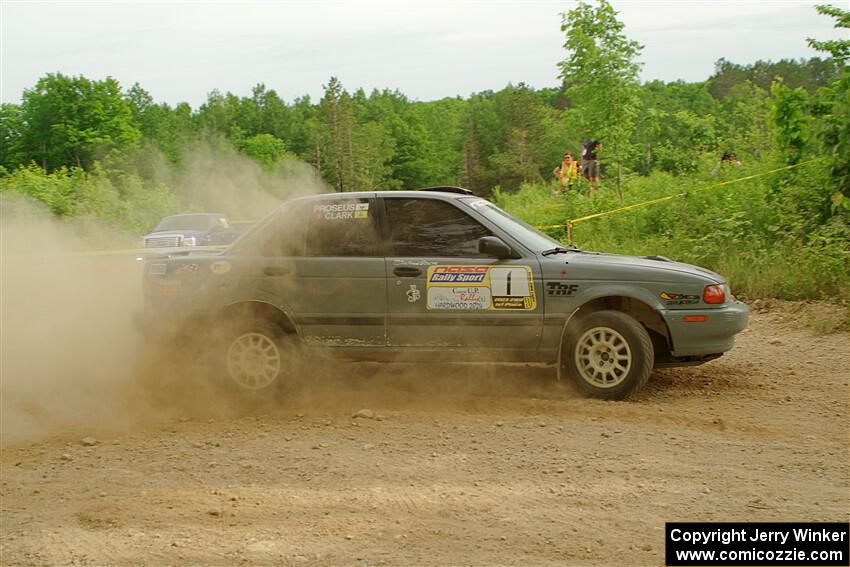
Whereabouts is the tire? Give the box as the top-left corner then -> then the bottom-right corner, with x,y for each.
560,310 -> 654,400
221,318 -> 297,395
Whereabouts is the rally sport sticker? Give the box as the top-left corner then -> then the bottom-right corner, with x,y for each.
426,265 -> 537,311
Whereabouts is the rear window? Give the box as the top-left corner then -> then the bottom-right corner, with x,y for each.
255,203 -> 308,257
305,199 -> 380,257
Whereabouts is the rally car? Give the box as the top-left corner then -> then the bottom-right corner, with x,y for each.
136,187 -> 749,400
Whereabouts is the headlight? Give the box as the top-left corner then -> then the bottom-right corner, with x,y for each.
182,236 -> 197,246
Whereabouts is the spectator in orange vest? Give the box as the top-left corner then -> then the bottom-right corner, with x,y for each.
552,151 -> 579,194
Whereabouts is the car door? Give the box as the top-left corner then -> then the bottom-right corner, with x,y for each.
257,196 -> 386,347
382,196 -> 543,350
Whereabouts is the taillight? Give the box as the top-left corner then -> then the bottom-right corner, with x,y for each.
703,284 -> 726,304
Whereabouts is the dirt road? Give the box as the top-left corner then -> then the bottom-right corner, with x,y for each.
1,307 -> 848,566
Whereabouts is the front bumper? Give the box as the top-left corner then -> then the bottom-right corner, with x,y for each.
662,300 -> 749,357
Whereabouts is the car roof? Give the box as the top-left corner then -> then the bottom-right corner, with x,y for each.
290,189 -> 476,203
164,212 -> 227,217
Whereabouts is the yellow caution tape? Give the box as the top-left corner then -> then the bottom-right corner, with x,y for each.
534,159 -> 822,236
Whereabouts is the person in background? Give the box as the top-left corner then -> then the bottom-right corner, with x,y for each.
552,151 -> 579,194
711,151 -> 742,175
581,140 -> 602,194
721,151 -> 742,166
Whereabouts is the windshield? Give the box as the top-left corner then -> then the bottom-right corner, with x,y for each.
154,214 -> 214,232
459,198 -> 561,252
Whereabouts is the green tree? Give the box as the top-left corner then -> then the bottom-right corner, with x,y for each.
126,83 -> 196,165
416,96 -> 467,186
716,82 -> 773,161
457,91 -> 504,194
0,103 -> 25,170
249,84 -> 291,141
459,115 -> 486,194
807,5 -> 850,64
239,133 -> 290,169
557,0 -> 643,196
361,89 -> 436,189
807,4 -> 850,198
651,110 -> 718,173
489,84 -> 559,189
708,57 -> 838,98
285,95 -> 317,157
19,73 -> 140,171
633,80 -> 721,174
350,122 -> 396,189
195,89 -> 242,140
771,80 -> 810,165
316,77 -> 353,191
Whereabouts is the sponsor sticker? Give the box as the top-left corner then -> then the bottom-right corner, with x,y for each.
406,284 -> 421,303
313,202 -> 369,220
426,265 -> 536,311
210,261 -> 231,275
428,266 -> 488,284
428,286 -> 491,310
392,259 -> 437,266
661,291 -> 699,305
546,282 -> 579,296
174,263 -> 199,274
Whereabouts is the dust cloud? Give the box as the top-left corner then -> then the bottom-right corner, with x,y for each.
277,360 -> 565,417
0,147 -> 564,447
1,197 -> 145,444
152,139 -> 328,221
0,147 -> 331,445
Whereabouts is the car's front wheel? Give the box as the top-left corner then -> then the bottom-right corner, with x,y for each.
223,319 -> 295,394
560,310 -> 653,400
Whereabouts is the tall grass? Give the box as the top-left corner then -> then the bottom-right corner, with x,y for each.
494,162 -> 850,301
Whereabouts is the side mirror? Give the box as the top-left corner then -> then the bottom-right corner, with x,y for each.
478,236 -> 514,259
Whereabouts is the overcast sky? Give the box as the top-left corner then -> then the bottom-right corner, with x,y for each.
1,1 -> 845,107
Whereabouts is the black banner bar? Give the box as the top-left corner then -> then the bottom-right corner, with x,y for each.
666,522 -> 849,566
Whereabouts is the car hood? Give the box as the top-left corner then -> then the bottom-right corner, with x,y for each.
543,251 -> 724,284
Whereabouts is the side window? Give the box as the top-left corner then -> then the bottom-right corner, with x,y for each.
305,199 -> 379,257
385,198 -> 492,257
259,203 -> 308,257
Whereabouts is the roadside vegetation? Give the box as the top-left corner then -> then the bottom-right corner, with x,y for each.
494,161 -> 849,302
1,2 -> 847,309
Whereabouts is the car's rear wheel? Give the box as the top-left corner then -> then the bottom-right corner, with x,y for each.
560,310 -> 653,400
223,318 -> 296,395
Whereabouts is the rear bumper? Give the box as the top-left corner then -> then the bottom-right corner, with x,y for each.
662,301 -> 749,357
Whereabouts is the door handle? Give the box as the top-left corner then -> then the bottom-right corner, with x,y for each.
393,266 -> 422,278
263,266 -> 290,276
